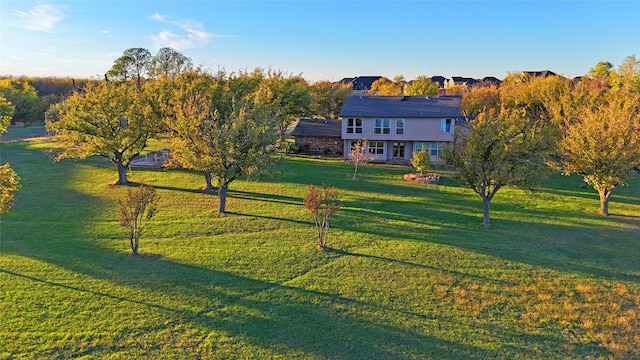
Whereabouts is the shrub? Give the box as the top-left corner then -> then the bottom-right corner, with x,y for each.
303,184 -> 342,250
118,185 -> 159,255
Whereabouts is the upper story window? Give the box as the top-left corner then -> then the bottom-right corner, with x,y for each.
347,118 -> 362,134
374,118 -> 390,134
441,118 -> 454,133
396,119 -> 404,134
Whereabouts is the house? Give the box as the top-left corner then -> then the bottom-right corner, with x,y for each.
445,76 -> 478,88
291,118 -> 343,154
340,76 -> 383,95
339,95 -> 462,163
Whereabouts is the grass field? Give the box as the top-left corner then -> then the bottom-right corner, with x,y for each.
1,131 -> 639,359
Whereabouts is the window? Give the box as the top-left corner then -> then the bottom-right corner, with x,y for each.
347,118 -> 362,134
368,141 -> 384,155
396,119 -> 404,134
441,118 -> 454,133
374,118 -> 390,134
415,142 -> 441,156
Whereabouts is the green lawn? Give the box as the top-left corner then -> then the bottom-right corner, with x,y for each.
1,133 -> 639,359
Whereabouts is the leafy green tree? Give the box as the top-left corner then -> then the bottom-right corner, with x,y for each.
0,95 -> 14,131
588,61 -> 614,84
0,95 -> 20,214
164,69 -> 279,213
107,48 -> 152,90
310,80 -> 352,119
369,76 -> 404,95
0,79 -> 39,124
410,149 -> 430,174
118,185 -> 159,255
405,76 -> 439,96
611,55 -> 640,91
461,85 -> 501,117
303,184 -> 342,250
554,86 -> 640,216
148,47 -> 193,80
47,81 -> 160,185
442,107 -> 555,226
255,70 -> 311,145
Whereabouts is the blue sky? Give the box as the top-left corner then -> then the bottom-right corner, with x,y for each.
1,1 -> 639,82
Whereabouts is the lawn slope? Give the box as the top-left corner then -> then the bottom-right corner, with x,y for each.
1,136 -> 639,359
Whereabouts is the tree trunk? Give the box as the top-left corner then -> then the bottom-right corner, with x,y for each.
482,197 -> 491,227
598,189 -> 611,216
203,172 -> 215,191
115,161 -> 129,185
218,185 -> 228,213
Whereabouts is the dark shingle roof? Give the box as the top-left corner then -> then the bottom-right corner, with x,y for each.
524,70 -> 557,78
339,95 -> 461,118
430,76 -> 446,87
351,76 -> 383,91
292,118 -> 342,137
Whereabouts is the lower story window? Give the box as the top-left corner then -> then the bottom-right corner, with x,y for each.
368,141 -> 384,155
415,142 -> 442,156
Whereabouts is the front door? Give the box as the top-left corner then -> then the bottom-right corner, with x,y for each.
393,142 -> 405,159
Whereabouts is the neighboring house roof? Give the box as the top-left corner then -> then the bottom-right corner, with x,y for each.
430,76 -> 447,87
449,76 -> 478,87
524,70 -> 557,78
292,118 -> 342,137
481,76 -> 502,86
350,76 -> 383,91
339,95 -> 461,118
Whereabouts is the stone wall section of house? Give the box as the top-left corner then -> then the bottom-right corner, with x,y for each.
295,136 -> 343,153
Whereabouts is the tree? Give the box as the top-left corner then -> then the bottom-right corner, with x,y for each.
0,79 -> 39,124
369,77 -> 404,95
611,55 -> 640,91
349,139 -> 373,180
461,85 -> 501,117
588,61 -> 614,85
107,48 -> 152,91
405,76 -> 439,96
310,80 -> 352,119
555,87 -> 640,216
303,184 -> 342,250
47,81 -> 160,185
164,69 -> 279,213
255,70 -> 311,145
148,47 -> 193,80
441,107 -> 555,226
118,185 -> 159,255
410,149 -> 430,174
0,95 -> 20,214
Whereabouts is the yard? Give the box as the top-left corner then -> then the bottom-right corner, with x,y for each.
1,133 -> 639,359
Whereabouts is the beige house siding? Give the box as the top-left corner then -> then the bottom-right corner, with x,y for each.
342,117 -> 455,161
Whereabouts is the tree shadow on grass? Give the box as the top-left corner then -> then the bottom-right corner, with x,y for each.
1,248 -> 579,360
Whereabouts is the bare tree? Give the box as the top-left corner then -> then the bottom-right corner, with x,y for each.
118,185 -> 159,255
349,139 -> 374,180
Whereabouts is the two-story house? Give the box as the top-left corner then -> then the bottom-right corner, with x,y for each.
339,95 -> 462,163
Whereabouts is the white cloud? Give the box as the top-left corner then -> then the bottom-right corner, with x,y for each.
14,3 -> 65,32
149,13 -> 221,50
